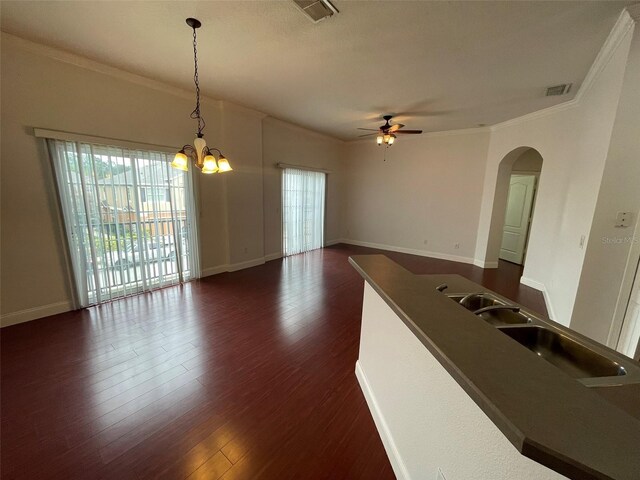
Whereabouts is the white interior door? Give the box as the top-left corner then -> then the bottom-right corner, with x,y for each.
499,175 -> 536,265
618,261 -> 640,360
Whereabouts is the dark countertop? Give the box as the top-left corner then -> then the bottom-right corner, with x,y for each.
349,254 -> 640,480
592,384 -> 640,421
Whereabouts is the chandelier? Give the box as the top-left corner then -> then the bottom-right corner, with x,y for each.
172,18 -> 232,175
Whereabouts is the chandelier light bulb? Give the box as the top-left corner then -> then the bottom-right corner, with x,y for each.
217,156 -> 233,173
202,155 -> 219,174
171,151 -> 189,171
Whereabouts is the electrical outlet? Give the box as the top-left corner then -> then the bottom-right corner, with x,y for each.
423,239 -> 428,245
243,247 -> 248,254
615,211 -> 631,228
579,235 -> 585,249
454,243 -> 460,249
437,468 -> 447,480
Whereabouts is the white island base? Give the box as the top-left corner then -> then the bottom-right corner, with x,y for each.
356,282 -> 568,480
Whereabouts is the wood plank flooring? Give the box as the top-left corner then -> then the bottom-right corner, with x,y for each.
1,244 -> 544,479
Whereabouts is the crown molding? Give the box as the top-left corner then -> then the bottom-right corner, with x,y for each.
3,5 -> 636,144
341,7 -> 637,143
573,9 -> 635,103
491,9 -> 634,132
489,97 -> 580,132
420,126 -> 490,138
220,100 -> 268,121
264,116 -> 346,145
0,32 -> 224,108
626,4 -> 640,22
3,31 -> 340,138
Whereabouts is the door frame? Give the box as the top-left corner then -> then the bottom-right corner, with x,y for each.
499,171 -> 540,265
616,257 -> 640,359
513,170 -> 541,265
607,211 -> 640,352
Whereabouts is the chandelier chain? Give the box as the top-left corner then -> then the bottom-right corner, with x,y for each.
190,26 -> 205,135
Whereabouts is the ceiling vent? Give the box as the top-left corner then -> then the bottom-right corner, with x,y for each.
545,83 -> 572,96
292,0 -> 339,23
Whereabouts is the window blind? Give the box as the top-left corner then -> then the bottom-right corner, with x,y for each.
282,168 -> 326,256
46,138 -> 200,308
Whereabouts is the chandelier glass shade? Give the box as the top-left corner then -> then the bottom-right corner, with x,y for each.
377,133 -> 396,146
172,18 -> 232,175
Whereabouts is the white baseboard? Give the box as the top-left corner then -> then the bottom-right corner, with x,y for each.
541,291 -> 557,322
355,360 -> 410,480
341,239 -> 476,265
1,301 -> 72,328
520,276 -> 556,320
227,257 -> 266,272
201,265 -> 229,277
473,259 -> 499,268
5,257 -> 267,327
520,276 -> 544,291
264,252 -> 283,262
324,238 -> 342,247
201,257 -> 267,276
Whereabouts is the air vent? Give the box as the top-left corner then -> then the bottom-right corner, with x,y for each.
292,0 -> 338,23
546,83 -> 572,96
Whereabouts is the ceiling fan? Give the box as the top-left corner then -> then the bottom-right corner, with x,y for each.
358,115 -> 423,146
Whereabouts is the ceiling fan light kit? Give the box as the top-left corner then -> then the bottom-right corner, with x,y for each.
172,18 -> 232,175
358,114 -> 422,147
378,133 -> 395,146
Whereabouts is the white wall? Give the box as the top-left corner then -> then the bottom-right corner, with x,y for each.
571,23 -> 640,344
2,8 -> 637,335
0,34 -> 344,324
262,117 -> 345,258
0,34 -> 227,321
473,13 -> 634,325
340,10 -> 636,336
342,130 -> 491,263
220,103 -> 266,267
512,149 -> 543,172
357,282 -> 566,480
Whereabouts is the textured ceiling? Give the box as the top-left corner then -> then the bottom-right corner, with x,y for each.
0,1 -> 632,139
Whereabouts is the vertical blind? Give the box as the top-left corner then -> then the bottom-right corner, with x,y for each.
47,139 -> 200,308
282,168 -> 326,256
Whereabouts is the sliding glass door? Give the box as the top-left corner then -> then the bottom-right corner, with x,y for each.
48,139 -> 200,307
282,168 -> 326,256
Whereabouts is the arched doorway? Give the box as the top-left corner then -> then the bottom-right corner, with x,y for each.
484,147 -> 544,271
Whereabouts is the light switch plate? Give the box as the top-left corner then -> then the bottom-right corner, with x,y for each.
615,211 -> 632,228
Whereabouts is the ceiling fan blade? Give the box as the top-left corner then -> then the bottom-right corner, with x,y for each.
357,128 -> 380,131
358,132 -> 379,137
388,124 -> 405,132
395,130 -> 423,134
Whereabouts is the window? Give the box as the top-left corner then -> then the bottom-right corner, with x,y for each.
47,139 -> 200,307
141,187 -> 171,203
282,168 -> 326,256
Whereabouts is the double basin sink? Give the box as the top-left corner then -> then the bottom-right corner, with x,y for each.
442,290 -> 639,386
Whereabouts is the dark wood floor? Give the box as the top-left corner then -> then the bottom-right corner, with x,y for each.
1,244 -> 545,480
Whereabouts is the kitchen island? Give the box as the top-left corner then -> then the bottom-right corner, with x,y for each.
350,255 -> 640,480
